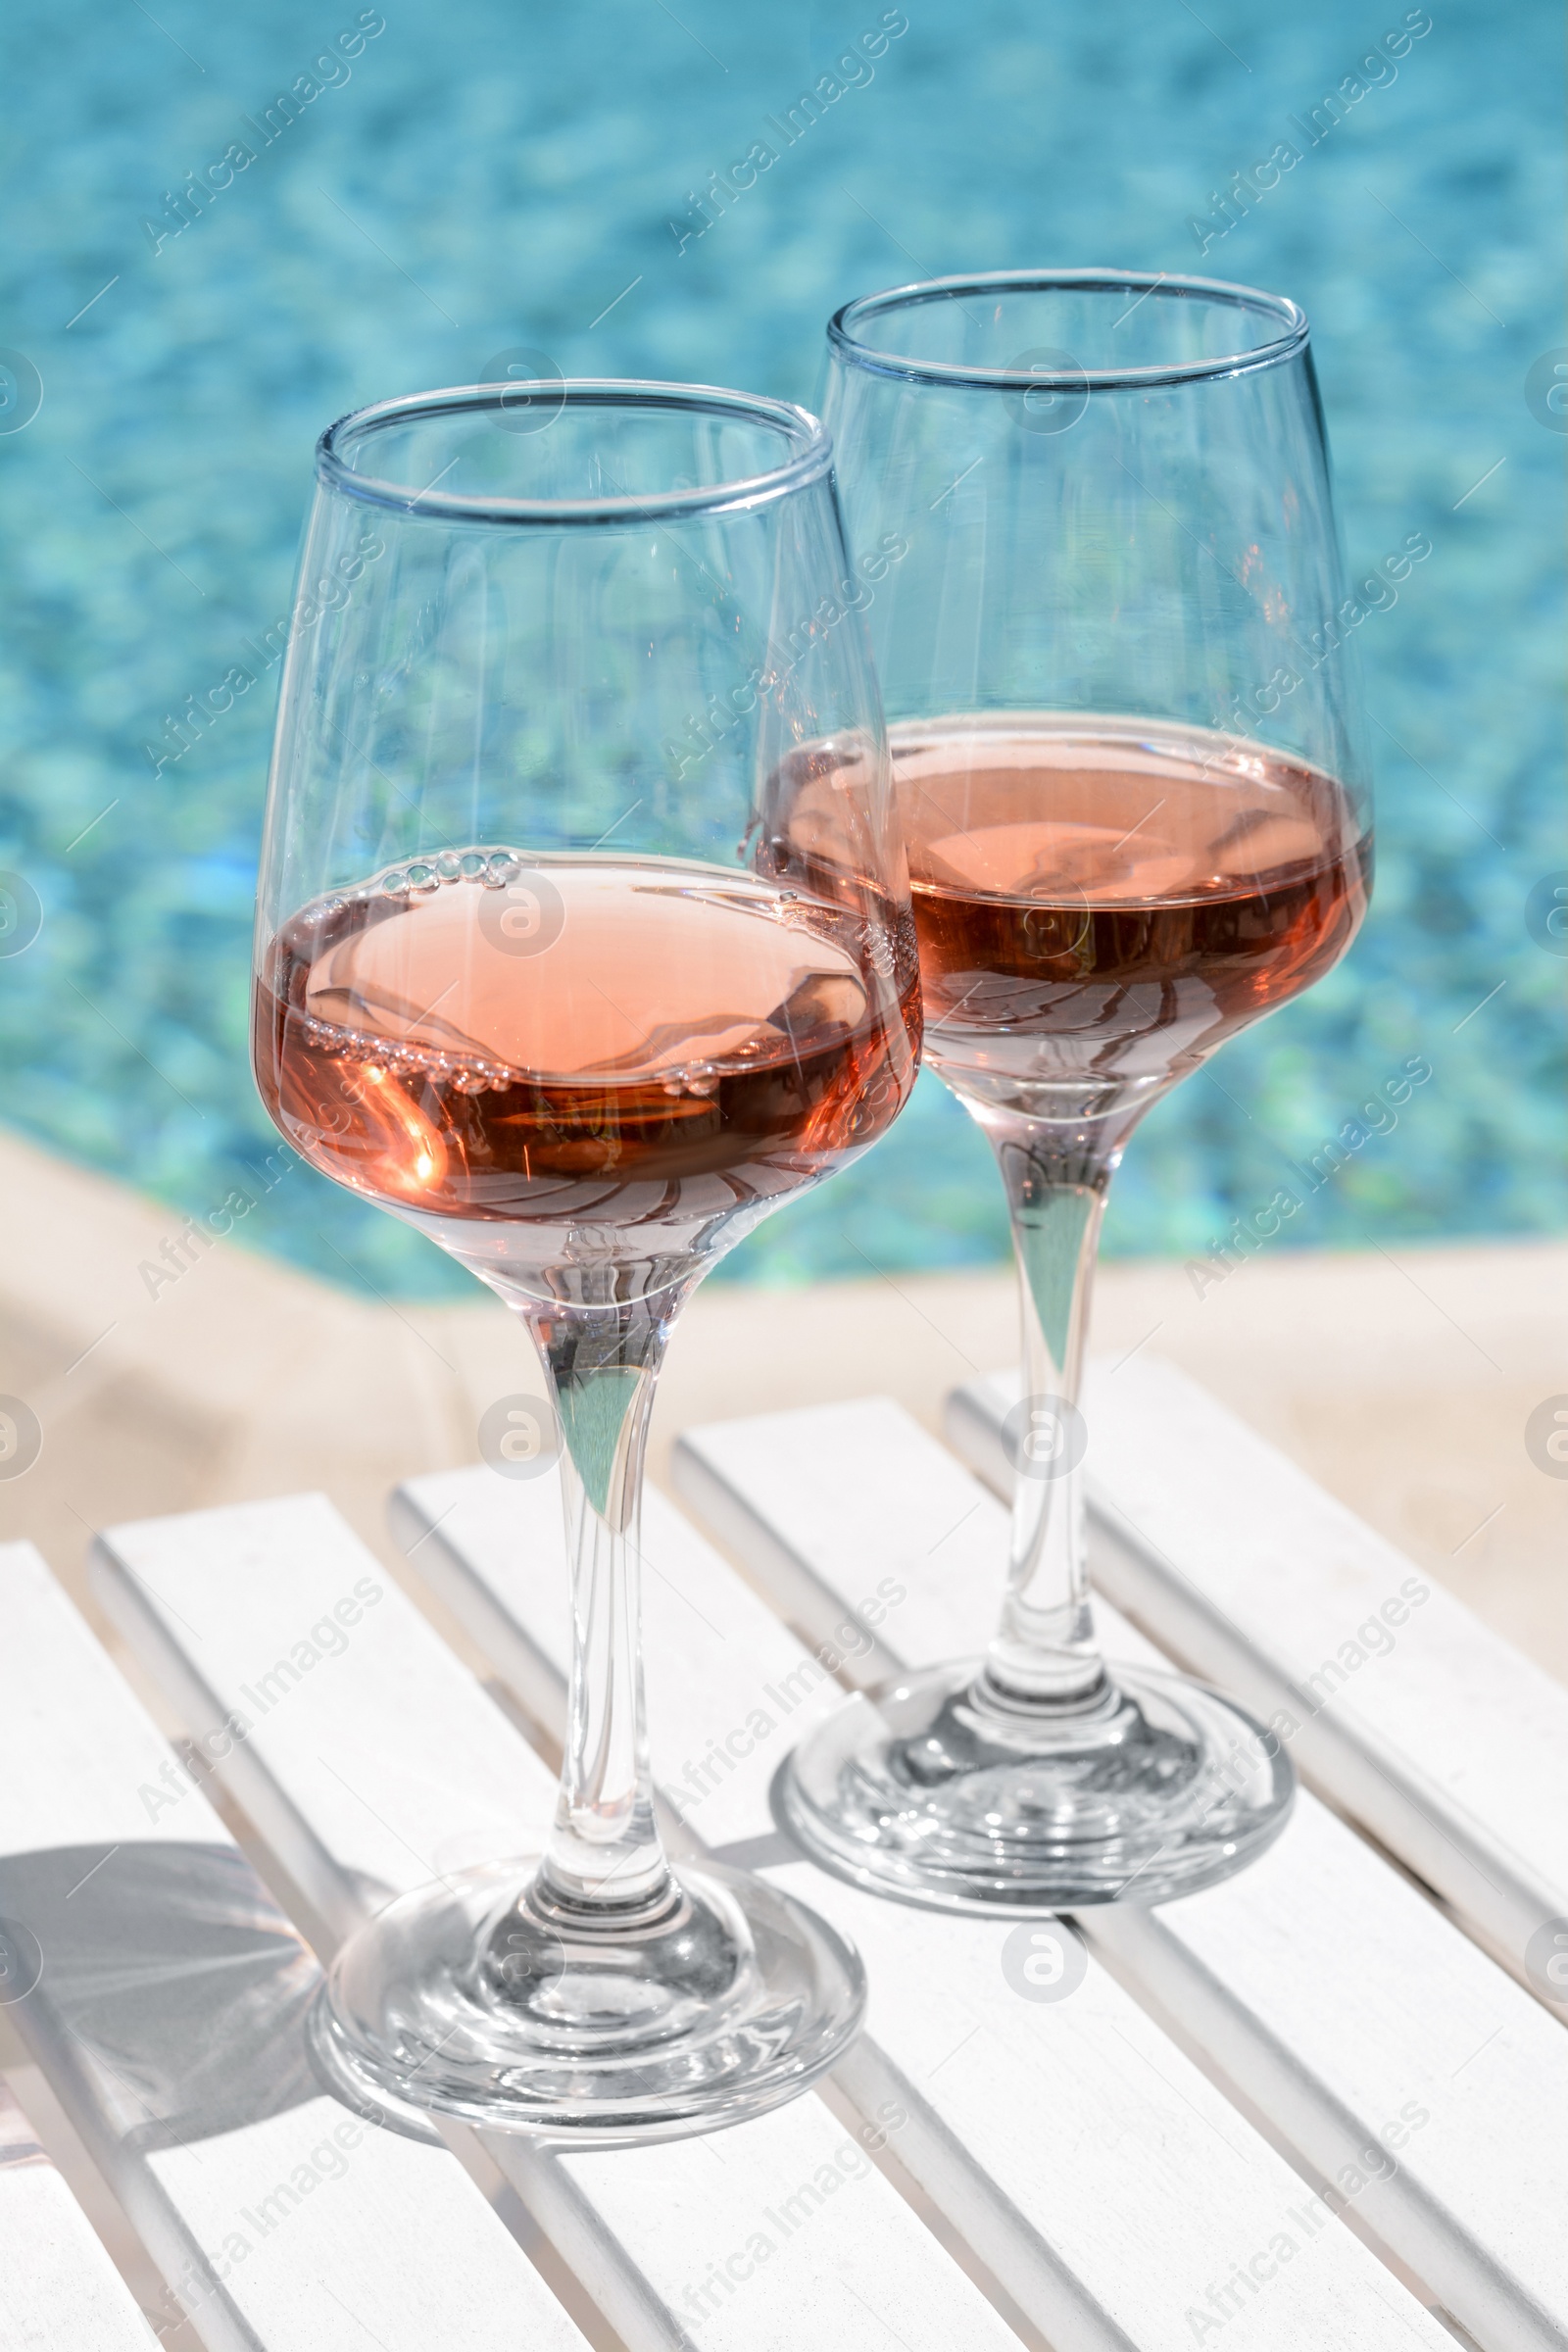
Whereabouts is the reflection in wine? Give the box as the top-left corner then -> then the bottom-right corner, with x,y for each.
256,851 -> 919,1298
888,715 -> 1369,1127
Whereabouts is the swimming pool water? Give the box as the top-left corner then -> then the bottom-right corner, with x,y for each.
0,0 -> 1562,1298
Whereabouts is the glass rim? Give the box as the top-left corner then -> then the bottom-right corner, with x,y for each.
827,269 -> 1311,391
317,380 -> 834,524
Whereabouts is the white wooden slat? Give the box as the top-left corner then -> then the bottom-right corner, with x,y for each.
944,1356 -> 1568,1989
90,1494 -> 1031,2352
0,2081 -> 159,2349
0,1541 -> 590,2352
395,1462 -> 1460,2352
673,1396 -> 1568,2352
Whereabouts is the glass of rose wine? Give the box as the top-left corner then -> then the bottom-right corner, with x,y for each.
253,380 -> 921,2134
777,271 -> 1372,1912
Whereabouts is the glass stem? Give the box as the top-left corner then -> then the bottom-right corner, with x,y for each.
978,1117 -> 1116,1713
519,1281 -> 695,1922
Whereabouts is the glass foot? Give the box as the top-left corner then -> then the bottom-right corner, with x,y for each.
778,1658 -> 1294,1913
309,1857 -> 865,2143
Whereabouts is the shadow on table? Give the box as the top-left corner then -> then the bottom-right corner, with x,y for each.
0,1840 -> 329,2149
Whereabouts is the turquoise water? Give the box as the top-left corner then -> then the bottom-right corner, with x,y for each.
0,0 -> 1562,1298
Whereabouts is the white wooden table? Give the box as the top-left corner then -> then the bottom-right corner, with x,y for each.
2,1353 -> 1564,2348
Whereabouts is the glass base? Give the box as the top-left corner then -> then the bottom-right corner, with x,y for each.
309,1857 -> 865,2144
778,1658 -> 1294,1913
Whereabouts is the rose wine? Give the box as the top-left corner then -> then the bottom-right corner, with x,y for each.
254,854 -> 919,1264
883,716 -> 1370,1102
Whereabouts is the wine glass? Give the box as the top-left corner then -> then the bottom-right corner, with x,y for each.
778,271 -> 1372,1913
253,380 -> 921,2135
